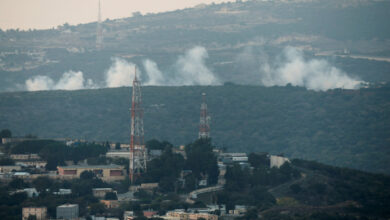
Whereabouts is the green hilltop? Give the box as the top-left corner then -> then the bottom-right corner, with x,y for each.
0,84 -> 389,174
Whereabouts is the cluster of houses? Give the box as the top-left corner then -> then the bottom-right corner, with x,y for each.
22,204 -> 79,220
1,137 -> 290,220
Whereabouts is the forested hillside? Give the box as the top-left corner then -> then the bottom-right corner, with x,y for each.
1,85 -> 389,174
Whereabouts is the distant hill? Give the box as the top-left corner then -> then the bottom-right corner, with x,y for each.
0,0 -> 390,92
0,85 -> 389,174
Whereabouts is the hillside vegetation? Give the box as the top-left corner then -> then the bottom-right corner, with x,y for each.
1,0 -> 390,91
1,139 -> 390,219
0,85 -> 389,174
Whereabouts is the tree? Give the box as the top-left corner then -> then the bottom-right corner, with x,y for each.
184,174 -> 197,191
132,11 -> 142,17
143,143 -> 185,191
24,134 -> 37,138
80,171 -> 95,180
239,208 -> 258,220
87,156 -> 107,165
146,139 -> 173,153
146,139 -> 164,150
72,181 -> 92,196
0,157 -> 14,165
159,176 -> 176,192
289,183 -> 302,194
32,176 -> 53,192
0,129 -> 11,138
27,215 -> 37,220
45,156 -> 65,170
89,203 -> 105,215
8,178 -> 27,189
248,153 -> 269,169
185,138 -> 219,185
105,192 -> 118,200
225,164 -> 250,192
249,186 -> 275,209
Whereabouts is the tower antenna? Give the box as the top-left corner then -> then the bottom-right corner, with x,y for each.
199,93 -> 210,139
96,0 -> 103,50
129,67 -> 147,183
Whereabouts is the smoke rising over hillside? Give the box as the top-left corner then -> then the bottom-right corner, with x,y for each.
23,46 -> 363,92
235,46 -> 364,91
142,46 -> 220,86
259,47 -> 364,91
24,58 -> 138,92
105,58 -> 136,88
24,46 -> 219,91
25,71 -> 96,91
143,59 -> 164,86
173,46 -> 219,85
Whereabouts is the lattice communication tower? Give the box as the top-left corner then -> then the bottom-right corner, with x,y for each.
199,93 -> 211,139
129,68 -> 147,183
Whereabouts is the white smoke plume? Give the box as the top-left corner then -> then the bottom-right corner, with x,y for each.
23,46 -> 363,92
25,71 -> 96,91
23,46 -> 220,91
25,75 -> 54,91
54,71 -> 86,90
235,47 -> 364,91
173,46 -> 219,85
143,59 -> 164,86
260,47 -> 364,91
105,58 -> 136,88
140,46 -> 220,86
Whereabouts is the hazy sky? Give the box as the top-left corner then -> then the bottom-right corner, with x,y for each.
0,0 -> 234,30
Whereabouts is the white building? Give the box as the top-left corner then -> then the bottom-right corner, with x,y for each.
106,151 -> 130,159
0,165 -> 21,173
53,189 -> 72,195
22,207 -> 47,220
220,153 -> 248,163
270,155 -> 290,168
22,188 -> 39,198
92,188 -> 114,198
56,204 -> 79,220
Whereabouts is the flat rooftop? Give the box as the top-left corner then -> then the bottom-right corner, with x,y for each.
58,164 -> 123,169
57,204 -> 78,208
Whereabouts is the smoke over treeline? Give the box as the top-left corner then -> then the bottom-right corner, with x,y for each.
24,46 -> 219,91
253,47 -> 363,91
23,46 -> 364,92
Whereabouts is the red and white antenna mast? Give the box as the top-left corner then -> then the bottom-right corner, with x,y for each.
129,67 -> 147,183
199,93 -> 210,139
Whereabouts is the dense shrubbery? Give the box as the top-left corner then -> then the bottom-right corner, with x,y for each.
1,85 -> 389,174
185,138 -> 219,185
141,139 -> 218,192
291,159 -> 390,216
0,129 -> 12,138
217,155 -> 299,211
215,155 -> 390,218
141,146 -> 185,192
0,157 -> 14,165
1,137 -> 390,219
